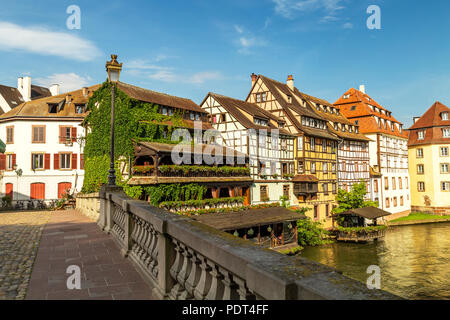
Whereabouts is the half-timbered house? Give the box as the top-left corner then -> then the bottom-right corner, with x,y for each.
245,74 -> 339,227
200,93 -> 295,205
334,86 -> 411,215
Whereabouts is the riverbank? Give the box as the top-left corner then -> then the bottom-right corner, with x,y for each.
388,212 -> 450,226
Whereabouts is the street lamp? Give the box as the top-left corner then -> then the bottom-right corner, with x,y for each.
106,54 -> 122,186
13,164 -> 22,201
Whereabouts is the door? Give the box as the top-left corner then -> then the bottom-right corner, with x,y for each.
30,183 -> 45,200
58,182 -> 72,199
5,183 -> 13,199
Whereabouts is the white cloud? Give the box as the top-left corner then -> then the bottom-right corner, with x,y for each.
0,21 -> 101,61
234,25 -> 244,34
342,22 -> 353,29
188,72 -> 222,84
273,0 -> 345,20
34,73 -> 91,93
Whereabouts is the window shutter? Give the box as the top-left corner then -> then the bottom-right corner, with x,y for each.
54,153 -> 60,170
80,154 -> 84,170
72,153 -> 77,169
44,154 -> 51,170
12,154 -> 16,167
59,127 -> 64,143
71,127 -> 77,142
0,154 -> 5,170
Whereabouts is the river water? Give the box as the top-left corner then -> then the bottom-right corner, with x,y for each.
301,222 -> 450,300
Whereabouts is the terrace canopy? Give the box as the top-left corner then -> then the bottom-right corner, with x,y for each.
336,207 -> 391,220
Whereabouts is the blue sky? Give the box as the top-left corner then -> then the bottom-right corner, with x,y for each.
1,0 -> 450,127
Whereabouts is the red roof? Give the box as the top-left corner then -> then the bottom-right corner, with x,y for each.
334,88 -> 408,139
408,101 -> 450,146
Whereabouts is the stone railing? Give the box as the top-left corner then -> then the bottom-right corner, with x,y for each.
98,186 -> 400,300
76,193 -> 101,222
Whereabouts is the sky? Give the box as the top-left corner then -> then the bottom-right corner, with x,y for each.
1,0 -> 450,127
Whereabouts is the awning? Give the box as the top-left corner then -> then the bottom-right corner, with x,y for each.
292,174 -> 319,183
191,207 -> 306,231
336,207 -> 391,220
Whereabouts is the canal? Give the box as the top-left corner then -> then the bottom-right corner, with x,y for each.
301,222 -> 450,300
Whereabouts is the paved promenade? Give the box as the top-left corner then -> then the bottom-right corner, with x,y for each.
0,210 -> 155,300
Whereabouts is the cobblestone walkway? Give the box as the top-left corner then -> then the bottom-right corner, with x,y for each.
0,211 -> 51,300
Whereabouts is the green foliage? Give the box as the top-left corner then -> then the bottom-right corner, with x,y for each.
296,218 -> 332,247
159,197 -> 245,210
145,183 -> 207,206
332,181 -> 379,216
295,206 -> 312,216
335,225 -> 387,233
389,212 -> 450,223
157,165 -> 250,177
82,82 -> 188,193
177,202 -> 281,216
1,196 -> 12,208
280,195 -> 290,208
279,246 -> 304,256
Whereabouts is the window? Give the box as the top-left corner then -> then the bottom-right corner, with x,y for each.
418,182 -> 425,192
350,105 -> 356,111
399,177 -> 403,189
311,162 -> 316,174
6,154 -> 15,171
392,177 -> 396,190
406,177 -> 409,189
400,196 -> 404,206
80,154 -> 85,170
442,112 -> 449,120
332,163 -> 336,173
326,204 -> 330,217
297,136 -> 303,151
418,130 -> 425,140
374,180 -> 379,193
322,139 -> 327,152
221,113 -> 226,122
417,164 -> 424,174
32,153 -> 44,170
417,148 -> 423,158
384,177 -> 389,190
280,139 -> 287,150
393,197 -> 398,207
190,112 -> 195,120
314,205 -> 318,219
443,128 -> 450,138
323,162 -> 328,174
161,106 -> 168,115
6,126 -> 13,144
283,185 -> 290,200
298,160 -> 304,173
30,183 -> 45,200
60,153 -> 71,169
32,126 -> 45,143
260,185 -> 268,202
75,104 -> 85,114
332,183 -> 337,194
440,147 -> 449,157
310,137 -> 315,151
5,183 -> 13,199
323,183 -> 328,194
441,163 -> 449,173
441,182 -> 450,191
59,126 -> 76,144
58,182 -> 72,199
385,198 -> 390,208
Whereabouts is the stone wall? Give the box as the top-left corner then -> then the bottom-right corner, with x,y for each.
76,193 -> 101,222
411,205 -> 450,216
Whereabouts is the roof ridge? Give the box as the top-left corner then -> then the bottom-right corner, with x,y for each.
119,81 -> 194,102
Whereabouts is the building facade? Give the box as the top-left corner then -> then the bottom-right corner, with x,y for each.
0,85 -> 99,205
334,86 -> 411,215
200,92 -> 295,205
408,101 -> 450,214
246,74 -> 338,227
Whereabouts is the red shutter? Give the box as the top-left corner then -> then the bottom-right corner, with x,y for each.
44,154 -> 50,170
80,154 -> 85,170
12,154 -> 16,167
72,153 -> 77,169
54,153 -> 60,170
0,154 -> 6,170
59,127 -> 64,143
71,127 -> 77,142
31,183 -> 45,200
5,183 -> 13,198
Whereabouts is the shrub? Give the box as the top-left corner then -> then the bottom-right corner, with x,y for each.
297,218 -> 332,247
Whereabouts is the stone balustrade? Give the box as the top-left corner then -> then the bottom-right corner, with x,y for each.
97,185 -> 400,300
76,193 -> 101,221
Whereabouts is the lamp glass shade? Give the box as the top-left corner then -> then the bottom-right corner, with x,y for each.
108,68 -> 120,83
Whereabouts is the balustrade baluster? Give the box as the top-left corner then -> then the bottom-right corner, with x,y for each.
205,261 -> 225,300
193,254 -> 212,300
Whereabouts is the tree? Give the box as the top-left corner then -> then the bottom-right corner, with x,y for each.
332,180 -> 378,215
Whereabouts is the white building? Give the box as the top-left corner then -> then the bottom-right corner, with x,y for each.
0,76 -> 58,115
335,86 -> 411,215
201,92 -> 296,205
0,84 -> 100,206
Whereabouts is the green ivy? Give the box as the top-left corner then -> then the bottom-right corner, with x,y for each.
296,218 -> 333,247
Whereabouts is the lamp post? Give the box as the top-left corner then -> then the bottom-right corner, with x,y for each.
13,164 -> 22,202
105,54 -> 122,186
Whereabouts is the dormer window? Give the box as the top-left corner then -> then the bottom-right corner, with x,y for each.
334,123 -> 338,131
343,94 -> 350,99
350,105 -> 356,111
255,92 -> 267,103
355,127 -> 359,133
442,112 -> 449,121
278,122 -> 285,128
443,128 -> 450,138
48,104 -> 57,114
254,117 -> 268,126
355,120 -> 359,125
287,95 -> 292,103
349,126 -> 353,133
418,130 -> 425,140
75,104 -> 85,114
161,106 -> 168,115
336,109 -> 340,115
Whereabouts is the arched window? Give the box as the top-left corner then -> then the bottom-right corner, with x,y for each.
58,182 -> 72,199
30,183 -> 45,200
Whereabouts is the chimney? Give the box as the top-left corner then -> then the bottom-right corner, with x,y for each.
82,87 -> 88,97
251,73 -> 257,87
287,75 -> 294,91
49,84 -> 60,96
359,84 -> 366,94
17,76 -> 32,102
65,94 -> 72,104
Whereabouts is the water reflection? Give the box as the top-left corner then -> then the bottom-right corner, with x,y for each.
301,222 -> 450,300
